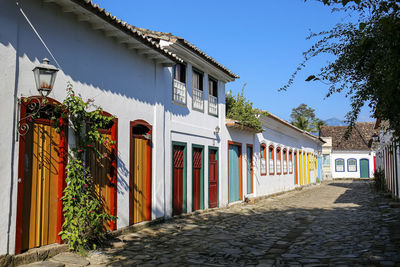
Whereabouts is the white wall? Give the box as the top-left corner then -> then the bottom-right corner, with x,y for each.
0,0 -> 175,255
331,151 -> 375,178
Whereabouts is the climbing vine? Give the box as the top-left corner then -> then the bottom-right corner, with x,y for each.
56,82 -> 116,253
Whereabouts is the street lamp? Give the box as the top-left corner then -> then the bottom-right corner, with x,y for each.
372,133 -> 380,143
32,58 -> 59,97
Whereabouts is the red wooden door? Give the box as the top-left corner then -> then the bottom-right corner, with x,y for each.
173,145 -> 184,215
192,148 -> 202,211
209,150 -> 218,208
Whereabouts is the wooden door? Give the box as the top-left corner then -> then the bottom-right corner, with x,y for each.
192,147 -> 203,211
89,130 -> 116,230
21,123 -> 59,251
173,145 -> 185,215
228,144 -> 241,202
247,146 -> 253,194
129,121 -> 152,225
208,149 -> 218,208
132,138 -> 149,223
360,159 -> 369,178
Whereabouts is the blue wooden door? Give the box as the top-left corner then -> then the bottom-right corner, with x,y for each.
360,159 -> 369,178
229,145 -> 240,202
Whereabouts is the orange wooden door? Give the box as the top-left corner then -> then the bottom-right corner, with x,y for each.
21,123 -> 59,250
89,132 -> 115,230
133,138 -> 149,223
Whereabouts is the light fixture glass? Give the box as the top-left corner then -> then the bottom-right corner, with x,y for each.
33,58 -> 59,97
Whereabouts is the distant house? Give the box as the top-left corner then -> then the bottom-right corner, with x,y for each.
319,123 -> 377,179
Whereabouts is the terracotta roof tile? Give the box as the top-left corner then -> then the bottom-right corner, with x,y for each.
132,27 -> 239,79
319,122 -> 377,151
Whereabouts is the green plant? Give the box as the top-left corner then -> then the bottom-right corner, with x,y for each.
225,84 -> 267,131
57,82 -> 116,252
374,168 -> 386,192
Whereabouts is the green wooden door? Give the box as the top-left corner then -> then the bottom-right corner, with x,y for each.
360,159 -> 369,178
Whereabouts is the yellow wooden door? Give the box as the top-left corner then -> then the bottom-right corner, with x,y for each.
89,132 -> 113,230
22,123 -> 59,250
133,138 -> 148,223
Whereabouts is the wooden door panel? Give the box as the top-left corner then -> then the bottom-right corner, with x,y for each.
228,145 -> 240,202
90,132 -> 114,229
173,146 -> 184,215
192,148 -> 202,211
133,138 -> 148,223
22,123 -> 59,251
208,150 -> 218,208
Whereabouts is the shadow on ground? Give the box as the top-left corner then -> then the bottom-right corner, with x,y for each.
89,181 -> 400,266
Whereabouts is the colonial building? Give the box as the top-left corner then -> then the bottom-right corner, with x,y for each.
319,123 -> 377,179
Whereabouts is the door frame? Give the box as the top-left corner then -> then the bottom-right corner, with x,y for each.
192,144 -> 204,210
129,120 -> 152,225
208,146 -> 219,208
360,158 -> 370,178
228,141 -> 243,202
246,144 -> 253,194
172,141 -> 187,215
15,97 -> 68,254
294,151 -> 298,185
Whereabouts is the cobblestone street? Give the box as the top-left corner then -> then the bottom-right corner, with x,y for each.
63,181 -> 400,266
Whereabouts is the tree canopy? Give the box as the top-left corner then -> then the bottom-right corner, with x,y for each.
226,85 -> 266,131
282,0 -> 400,137
290,103 -> 325,133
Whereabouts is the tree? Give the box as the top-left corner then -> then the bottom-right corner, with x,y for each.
282,0 -> 400,138
226,84 -> 266,131
290,103 -> 325,133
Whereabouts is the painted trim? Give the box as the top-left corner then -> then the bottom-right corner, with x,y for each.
192,144 -> 204,210
347,158 -> 358,172
283,148 -> 288,174
228,141 -> 243,202
172,141 -> 187,214
246,144 -> 254,194
335,158 -> 345,172
276,147 -> 282,175
260,144 -> 267,176
268,145 -> 275,175
208,146 -> 219,208
15,97 -> 68,254
294,151 -> 298,185
129,120 -> 152,225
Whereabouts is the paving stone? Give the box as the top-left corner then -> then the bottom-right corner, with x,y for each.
20,261 -> 65,267
50,252 -> 89,266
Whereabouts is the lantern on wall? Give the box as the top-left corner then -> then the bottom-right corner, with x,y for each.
32,58 -> 59,97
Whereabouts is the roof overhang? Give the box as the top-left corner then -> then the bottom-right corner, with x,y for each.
43,0 -> 182,66
163,41 -> 237,83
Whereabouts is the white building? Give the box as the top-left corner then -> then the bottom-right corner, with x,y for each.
319,123 -> 377,179
0,0 -> 238,256
224,113 -> 323,203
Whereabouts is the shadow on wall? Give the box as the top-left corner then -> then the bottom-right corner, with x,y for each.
1,0 -> 189,117
99,182 -> 400,266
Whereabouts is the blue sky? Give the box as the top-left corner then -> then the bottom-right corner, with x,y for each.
92,0 -> 374,123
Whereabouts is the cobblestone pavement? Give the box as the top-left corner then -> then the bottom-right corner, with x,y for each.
82,181 -> 400,266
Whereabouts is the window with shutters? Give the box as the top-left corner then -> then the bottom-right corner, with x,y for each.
269,145 -> 275,175
276,147 -> 282,175
192,69 -> 204,111
208,77 -> 218,116
260,144 -> 267,176
173,63 -> 187,105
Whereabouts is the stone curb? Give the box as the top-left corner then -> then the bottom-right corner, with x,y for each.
0,244 -> 68,267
